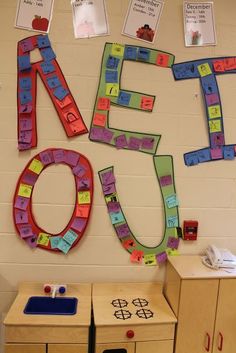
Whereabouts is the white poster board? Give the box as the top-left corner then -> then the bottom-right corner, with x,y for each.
122,0 -> 164,44
15,0 -> 54,33
183,1 -> 217,46
71,0 -> 109,39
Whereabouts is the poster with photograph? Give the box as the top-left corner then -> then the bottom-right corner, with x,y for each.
15,0 -> 54,33
71,0 -> 109,39
122,0 -> 164,44
183,2 -> 217,46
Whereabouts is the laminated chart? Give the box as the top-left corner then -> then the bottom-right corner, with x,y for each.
172,58 -> 236,166
17,35 -> 87,151
13,148 -> 93,253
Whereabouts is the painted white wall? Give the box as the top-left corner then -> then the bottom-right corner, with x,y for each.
1,0 -> 236,349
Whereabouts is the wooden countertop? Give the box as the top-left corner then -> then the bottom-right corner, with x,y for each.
92,282 -> 177,326
168,255 -> 236,279
4,282 -> 92,327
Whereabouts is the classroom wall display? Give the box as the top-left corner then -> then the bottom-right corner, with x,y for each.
15,0 -> 54,33
17,34 -> 87,151
89,42 -> 174,154
13,148 -> 93,253
122,0 -> 164,43
71,0 -> 109,39
183,1 -> 216,46
90,42 -> 180,265
172,57 -> 236,166
99,156 -> 180,266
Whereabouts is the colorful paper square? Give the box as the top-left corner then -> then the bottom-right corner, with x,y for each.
63,229 -> 78,245
197,63 -> 212,77
18,55 -> 31,71
156,53 -> 169,67
165,194 -> 179,208
144,254 -> 157,266
41,47 -> 56,62
40,61 -> 55,74
111,44 -> 125,57
19,91 -> 32,105
167,215 -> 179,228
47,75 -> 61,89
117,91 -> 131,106
78,191 -> 91,204
106,55 -> 120,69
97,97 -> 111,110
50,236 -> 62,249
53,86 -> 69,101
28,159 -> 44,174
208,105 -> 221,119
130,250 -> 143,263
137,48 -> 150,61
223,146 -> 235,160
106,83 -> 119,97
37,232 -> 50,246
210,147 -> 223,159
156,251 -> 167,264
209,119 -> 222,133
100,170 -> 116,185
37,35 -> 51,48
160,175 -> 172,187
18,183 -> 33,198
39,150 -> 54,165
124,46 -> 137,60
213,60 -> 225,72
57,238 -> 71,254
93,113 -> 107,127
167,236 -> 180,249
140,96 -> 154,110
110,211 -> 125,225
76,205 -> 90,218
105,70 -> 118,83
19,77 -> 32,90
115,134 -> 128,149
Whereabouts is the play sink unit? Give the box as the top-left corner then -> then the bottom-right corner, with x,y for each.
4,282 -> 91,353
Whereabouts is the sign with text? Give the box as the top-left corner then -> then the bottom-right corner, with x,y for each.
122,0 -> 164,44
15,0 -> 54,33
183,1 -> 217,46
71,0 -> 109,39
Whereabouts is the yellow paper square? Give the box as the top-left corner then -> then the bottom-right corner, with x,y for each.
18,183 -> 32,198
208,105 -> 221,119
111,44 -> 124,57
78,191 -> 91,204
209,119 -> 222,133
197,63 -> 212,77
37,233 -> 50,246
144,254 -> 157,266
28,158 -> 44,174
106,83 -> 119,97
166,249 -> 179,256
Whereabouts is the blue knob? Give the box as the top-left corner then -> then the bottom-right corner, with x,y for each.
59,286 -> 66,294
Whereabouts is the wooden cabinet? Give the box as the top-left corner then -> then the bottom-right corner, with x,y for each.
5,344 -> 46,353
93,283 -> 176,353
164,256 -> 236,353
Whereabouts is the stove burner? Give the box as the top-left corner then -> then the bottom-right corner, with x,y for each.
111,299 -> 128,308
136,308 -> 154,319
132,298 -> 149,307
114,309 -> 132,320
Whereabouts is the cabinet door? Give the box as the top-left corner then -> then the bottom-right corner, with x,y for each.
136,340 -> 174,353
96,343 -> 135,353
175,279 -> 219,353
48,344 -> 88,353
213,279 -> 236,353
4,344 -> 46,353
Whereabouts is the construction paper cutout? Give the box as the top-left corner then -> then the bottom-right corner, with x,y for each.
17,35 -> 87,151
115,134 -> 128,149
37,233 -> 50,246
167,236 -> 180,249
130,250 -> 143,263
93,113 -> 107,127
111,43 -> 125,57
18,55 -> 31,71
156,53 -> 170,67
46,75 -> 61,89
105,70 -> 118,83
18,183 -> 33,198
210,147 -> 223,159
19,224 -> 34,238
72,163 -> 87,177
208,105 -> 221,119
103,183 -> 116,195
78,191 -> 91,204
223,145 -> 235,160
105,83 -> 119,97
144,254 -> 157,266
98,156 -> 180,265
57,238 -> 71,254
71,218 -> 86,232
124,46 -> 137,60
37,35 -> 51,48
106,55 -> 120,69
117,91 -> 131,106
156,251 -> 167,263
173,57 -> 236,166
63,229 -> 78,245
52,149 -> 65,163
19,118 -> 32,131
13,148 -> 93,253
41,47 -> 56,62
19,77 -> 32,90
90,43 -> 174,155
167,215 -> 178,228
29,158 -> 44,174
166,249 -> 179,256
165,194 -> 178,208
197,63 -> 212,77
15,210 -> 28,224
160,175 -> 172,187
19,91 -> 32,104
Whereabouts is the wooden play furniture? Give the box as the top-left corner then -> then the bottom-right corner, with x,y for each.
164,255 -> 236,353
4,282 -> 92,353
92,282 -> 177,353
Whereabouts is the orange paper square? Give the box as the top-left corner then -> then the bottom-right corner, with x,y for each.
140,96 -> 154,111
156,53 -> 169,67
97,97 -> 111,110
93,113 -> 107,127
